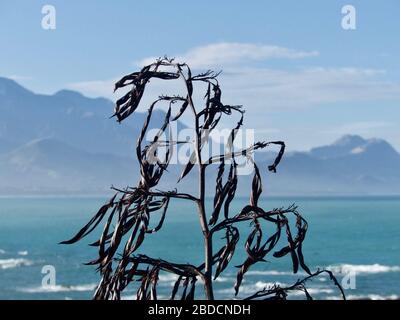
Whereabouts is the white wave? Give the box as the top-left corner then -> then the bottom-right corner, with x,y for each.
18,251 -> 28,256
157,273 -> 237,285
347,294 -> 399,300
158,274 -> 179,283
20,283 -> 97,293
325,295 -> 343,300
217,279 -> 335,298
327,263 -> 400,275
214,276 -> 233,283
121,294 -> 137,300
0,258 -> 33,269
121,294 -> 168,300
217,281 -> 287,295
246,270 -> 297,276
327,294 -> 399,300
289,287 -> 334,296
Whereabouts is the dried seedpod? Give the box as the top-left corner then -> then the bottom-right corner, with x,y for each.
62,58 -> 345,300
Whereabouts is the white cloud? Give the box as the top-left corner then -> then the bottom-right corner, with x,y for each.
66,78 -> 117,98
65,43 -> 400,128
322,121 -> 394,135
4,75 -> 32,81
136,42 -> 319,68
66,65 -> 400,112
217,66 -> 399,112
60,42 -> 400,153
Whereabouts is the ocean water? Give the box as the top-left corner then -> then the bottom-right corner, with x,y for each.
0,196 -> 399,300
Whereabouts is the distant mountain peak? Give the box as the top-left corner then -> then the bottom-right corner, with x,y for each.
0,76 -> 20,87
0,77 -> 33,96
53,89 -> 113,108
333,134 -> 366,147
365,137 -> 385,145
310,135 -> 398,160
54,89 -> 86,99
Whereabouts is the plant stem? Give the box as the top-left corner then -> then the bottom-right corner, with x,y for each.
178,66 -> 214,299
199,166 -> 214,300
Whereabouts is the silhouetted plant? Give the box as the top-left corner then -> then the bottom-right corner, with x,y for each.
61,58 -> 345,300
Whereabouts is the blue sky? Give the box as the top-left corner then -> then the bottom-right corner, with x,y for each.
1,0 -> 399,150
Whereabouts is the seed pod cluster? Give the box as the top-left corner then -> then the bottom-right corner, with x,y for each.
62,58 -> 344,300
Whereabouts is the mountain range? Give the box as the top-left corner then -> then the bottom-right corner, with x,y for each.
264,135 -> 400,195
1,77 -> 399,196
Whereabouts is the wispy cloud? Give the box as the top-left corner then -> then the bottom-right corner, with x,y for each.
62,42 -> 400,152
66,78 -> 117,98
66,43 -> 400,118
4,75 -> 33,81
136,42 -> 319,68
322,121 -> 394,135
217,67 -> 399,113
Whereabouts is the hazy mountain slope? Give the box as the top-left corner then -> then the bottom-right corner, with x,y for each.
1,78 -> 399,196
0,138 -> 137,194
263,135 -> 400,195
0,77 -> 172,158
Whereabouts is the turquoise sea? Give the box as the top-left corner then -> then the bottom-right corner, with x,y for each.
0,196 -> 399,300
